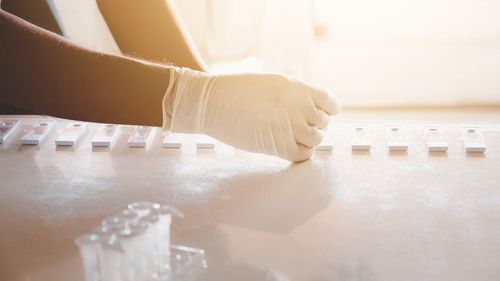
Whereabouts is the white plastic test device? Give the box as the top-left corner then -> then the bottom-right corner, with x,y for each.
424,125 -> 448,152
92,124 -> 120,147
127,126 -> 156,148
386,126 -> 408,151
315,133 -> 333,151
162,132 -> 182,148
351,127 -> 371,151
55,122 -> 88,146
462,126 -> 486,153
0,119 -> 20,144
20,120 -> 55,145
196,134 -> 215,149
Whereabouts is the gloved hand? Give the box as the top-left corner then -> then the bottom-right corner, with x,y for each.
162,67 -> 340,162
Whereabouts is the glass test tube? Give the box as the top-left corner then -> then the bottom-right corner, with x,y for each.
117,226 -> 146,281
128,201 -> 160,217
102,215 -> 126,228
128,221 -> 151,280
114,209 -> 139,229
138,214 -> 161,279
75,234 -> 101,281
92,223 -> 123,243
100,236 -> 123,281
152,206 -> 174,274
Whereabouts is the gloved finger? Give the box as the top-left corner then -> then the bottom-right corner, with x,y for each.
286,144 -> 313,162
302,94 -> 331,128
306,109 -> 330,129
310,88 -> 341,115
293,123 -> 323,148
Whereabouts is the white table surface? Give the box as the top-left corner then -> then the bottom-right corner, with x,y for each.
1,114 -> 500,281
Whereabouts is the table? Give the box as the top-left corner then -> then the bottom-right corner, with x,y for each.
1,114 -> 500,281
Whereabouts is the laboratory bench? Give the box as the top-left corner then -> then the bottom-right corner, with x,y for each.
1,109 -> 500,281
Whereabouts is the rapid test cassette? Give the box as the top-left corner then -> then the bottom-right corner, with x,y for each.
462,126 -> 486,153
91,124 -> 120,147
196,134 -> 215,149
20,120 -> 55,145
55,122 -> 88,146
162,132 -> 182,148
0,119 -> 21,144
387,126 -> 408,151
315,133 -> 333,151
127,126 -> 156,148
424,125 -> 448,152
351,127 -> 371,151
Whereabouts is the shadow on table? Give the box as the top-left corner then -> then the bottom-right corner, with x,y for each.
427,151 -> 448,158
388,150 -> 408,157
466,152 -> 486,158
178,159 -> 334,234
170,158 -> 340,281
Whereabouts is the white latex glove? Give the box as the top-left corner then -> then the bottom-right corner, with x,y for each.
162,67 -> 340,162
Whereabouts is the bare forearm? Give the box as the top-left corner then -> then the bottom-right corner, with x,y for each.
0,6 -> 170,126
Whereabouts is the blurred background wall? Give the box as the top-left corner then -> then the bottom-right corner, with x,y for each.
46,0 -> 500,107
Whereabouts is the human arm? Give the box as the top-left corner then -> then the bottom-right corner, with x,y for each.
0,1 -> 170,126
0,0 -> 340,162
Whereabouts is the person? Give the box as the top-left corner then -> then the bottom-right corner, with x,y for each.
0,0 -> 340,162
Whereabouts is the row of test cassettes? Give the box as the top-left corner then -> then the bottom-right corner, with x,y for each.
0,119 -> 213,149
317,125 -> 486,153
0,119 -> 488,153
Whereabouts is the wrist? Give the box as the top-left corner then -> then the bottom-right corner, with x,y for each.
161,67 -> 179,130
163,67 -> 216,134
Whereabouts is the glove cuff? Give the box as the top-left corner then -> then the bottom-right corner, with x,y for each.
161,67 -> 179,130
162,66 -> 216,134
